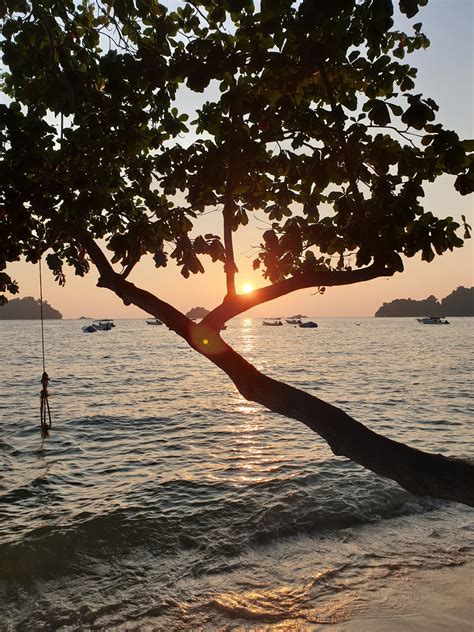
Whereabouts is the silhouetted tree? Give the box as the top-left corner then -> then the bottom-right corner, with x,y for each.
441,286 -> 474,316
375,294 -> 440,316
375,286 -> 474,316
1,0 -> 473,505
0,296 -> 62,319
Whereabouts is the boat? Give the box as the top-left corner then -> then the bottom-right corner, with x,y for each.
81,324 -> 97,333
92,319 -> 115,330
299,321 -> 318,328
82,319 -> 115,332
146,319 -> 163,325
263,320 -> 283,326
416,316 -> 450,325
286,318 -> 302,325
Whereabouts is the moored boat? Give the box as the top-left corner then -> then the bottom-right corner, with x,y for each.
416,316 -> 450,325
263,320 -> 283,326
82,319 -> 115,332
92,319 -> 115,330
299,321 -> 318,328
146,319 -> 163,325
81,324 -> 97,333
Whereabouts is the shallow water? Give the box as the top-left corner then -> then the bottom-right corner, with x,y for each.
1,317 -> 473,629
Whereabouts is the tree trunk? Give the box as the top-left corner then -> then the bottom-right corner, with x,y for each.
205,341 -> 474,506
85,268 -> 474,508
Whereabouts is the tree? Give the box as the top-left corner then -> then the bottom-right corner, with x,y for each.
441,286 -> 474,317
1,0 -> 473,505
0,295 -> 62,319
375,294 -> 440,317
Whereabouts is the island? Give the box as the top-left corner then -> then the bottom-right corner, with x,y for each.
375,286 -> 474,317
0,296 -> 63,319
186,306 -> 210,320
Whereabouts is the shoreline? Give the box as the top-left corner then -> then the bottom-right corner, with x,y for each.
335,561 -> 474,631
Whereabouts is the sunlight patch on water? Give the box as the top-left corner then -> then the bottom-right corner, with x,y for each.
199,567 -> 361,627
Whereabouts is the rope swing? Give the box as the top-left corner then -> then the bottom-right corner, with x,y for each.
39,257 -> 52,438
37,114 -> 64,440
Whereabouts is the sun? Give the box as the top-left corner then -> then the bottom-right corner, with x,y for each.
242,283 -> 253,294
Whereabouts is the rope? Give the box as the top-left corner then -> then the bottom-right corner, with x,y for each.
39,257 -> 46,373
40,371 -> 52,439
39,258 -> 52,438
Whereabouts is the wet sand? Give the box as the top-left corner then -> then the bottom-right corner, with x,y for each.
335,561 -> 474,631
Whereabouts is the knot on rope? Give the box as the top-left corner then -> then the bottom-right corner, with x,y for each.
40,371 -> 52,438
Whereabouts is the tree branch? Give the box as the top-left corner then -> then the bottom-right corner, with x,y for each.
222,109 -> 240,296
223,181 -> 238,296
367,124 -> 420,148
77,230 -> 191,337
202,263 -> 394,328
120,258 -> 139,279
77,230 -> 117,286
81,251 -> 473,506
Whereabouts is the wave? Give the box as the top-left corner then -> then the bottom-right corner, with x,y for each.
0,472 -> 434,582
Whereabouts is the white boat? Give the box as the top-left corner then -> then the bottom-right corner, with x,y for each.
299,321 -> 318,328
416,316 -> 450,325
286,318 -> 302,325
146,319 -> 163,325
263,320 -> 283,326
92,319 -> 115,330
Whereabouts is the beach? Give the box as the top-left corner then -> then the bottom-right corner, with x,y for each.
335,561 -> 473,632
1,317 -> 473,630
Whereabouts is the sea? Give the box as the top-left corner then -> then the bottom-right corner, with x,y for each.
0,317 -> 473,630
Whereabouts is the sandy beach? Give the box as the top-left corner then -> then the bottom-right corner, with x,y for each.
335,561 -> 474,631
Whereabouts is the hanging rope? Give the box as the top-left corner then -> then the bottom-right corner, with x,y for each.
40,371 -> 52,439
39,258 -> 52,438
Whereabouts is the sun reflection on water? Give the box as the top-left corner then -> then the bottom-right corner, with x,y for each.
206,568 -> 356,627
238,318 -> 255,355
227,397 -> 280,485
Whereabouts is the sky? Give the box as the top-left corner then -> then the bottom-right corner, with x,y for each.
4,0 -> 474,319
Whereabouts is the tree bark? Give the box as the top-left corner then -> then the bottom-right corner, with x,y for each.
205,340 -> 474,507
80,235 -> 474,507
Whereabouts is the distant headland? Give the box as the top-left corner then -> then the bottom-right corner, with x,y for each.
375,286 -> 474,317
0,296 -> 63,319
186,306 -> 210,320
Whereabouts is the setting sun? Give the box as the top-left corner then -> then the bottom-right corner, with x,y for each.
242,283 -> 253,294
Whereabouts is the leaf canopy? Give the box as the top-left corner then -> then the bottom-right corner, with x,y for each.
0,0 -> 472,300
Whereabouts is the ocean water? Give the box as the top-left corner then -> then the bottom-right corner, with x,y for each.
0,317 -> 473,630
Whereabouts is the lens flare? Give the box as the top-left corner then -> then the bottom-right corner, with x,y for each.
242,283 -> 253,294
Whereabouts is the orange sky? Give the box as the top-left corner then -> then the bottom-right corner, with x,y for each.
4,1 -> 474,319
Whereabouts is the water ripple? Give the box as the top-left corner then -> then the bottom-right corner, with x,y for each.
1,317 -> 473,629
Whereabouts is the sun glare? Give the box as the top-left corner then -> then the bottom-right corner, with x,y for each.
242,283 -> 253,294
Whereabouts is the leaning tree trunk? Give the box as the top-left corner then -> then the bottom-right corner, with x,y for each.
205,339 -> 474,506
88,266 -> 474,508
